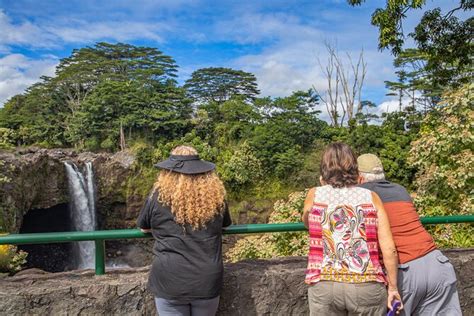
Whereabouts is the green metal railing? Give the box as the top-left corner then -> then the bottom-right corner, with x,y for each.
1,215 -> 473,275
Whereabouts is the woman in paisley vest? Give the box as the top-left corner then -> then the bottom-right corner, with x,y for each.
302,143 -> 403,315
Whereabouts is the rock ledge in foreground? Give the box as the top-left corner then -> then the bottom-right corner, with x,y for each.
0,249 -> 472,315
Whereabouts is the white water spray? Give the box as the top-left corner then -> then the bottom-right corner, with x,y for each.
64,162 -> 97,269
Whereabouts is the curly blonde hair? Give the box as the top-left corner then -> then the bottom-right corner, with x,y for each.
155,146 -> 226,229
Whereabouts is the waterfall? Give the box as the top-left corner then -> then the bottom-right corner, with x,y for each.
85,162 -> 97,227
64,162 -> 97,269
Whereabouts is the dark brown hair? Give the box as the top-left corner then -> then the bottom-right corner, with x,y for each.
320,143 -> 358,188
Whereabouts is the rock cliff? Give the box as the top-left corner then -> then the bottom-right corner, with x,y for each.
0,249 -> 472,315
0,148 -> 146,233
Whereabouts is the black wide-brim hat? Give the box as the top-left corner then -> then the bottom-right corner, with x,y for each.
154,155 -> 215,174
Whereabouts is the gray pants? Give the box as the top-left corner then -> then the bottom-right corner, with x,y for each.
308,281 -> 387,316
154,296 -> 220,316
398,250 -> 461,316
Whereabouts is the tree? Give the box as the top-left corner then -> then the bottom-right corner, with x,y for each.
213,97 -> 261,146
411,8 -> 473,90
347,0 -> 473,53
67,80 -> 192,150
384,49 -> 439,112
313,43 -> 367,126
0,80 -> 68,147
184,67 -> 260,104
349,1 -> 473,97
52,42 -> 179,117
0,42 -> 190,149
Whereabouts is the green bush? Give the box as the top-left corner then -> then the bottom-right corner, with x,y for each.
0,128 -> 15,149
129,141 -> 155,165
410,84 -> 474,248
219,142 -> 263,190
0,242 -> 27,275
226,191 -> 308,262
100,136 -> 116,151
153,131 -> 218,164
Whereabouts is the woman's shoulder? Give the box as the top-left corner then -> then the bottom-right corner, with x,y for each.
145,189 -> 168,210
145,189 -> 159,204
307,187 -> 317,195
306,185 -> 333,201
306,186 -> 325,198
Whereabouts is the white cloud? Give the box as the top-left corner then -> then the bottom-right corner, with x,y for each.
0,9 -> 175,107
45,20 -> 169,43
0,9 -> 169,50
0,54 -> 58,106
0,10 -> 58,49
214,13 -> 322,44
375,99 -> 402,115
234,41 -> 324,97
374,93 -> 425,117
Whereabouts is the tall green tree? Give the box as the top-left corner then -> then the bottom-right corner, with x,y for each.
411,8 -> 473,89
52,42 -> 179,117
0,42 -> 190,149
184,67 -> 260,104
384,49 -> 440,111
68,80 -> 192,150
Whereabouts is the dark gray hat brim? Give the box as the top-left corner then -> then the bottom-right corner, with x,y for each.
154,155 -> 215,174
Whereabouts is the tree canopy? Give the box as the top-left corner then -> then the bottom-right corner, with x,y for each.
350,0 -> 473,108
348,0 -> 473,54
0,42 -> 191,149
184,67 -> 260,104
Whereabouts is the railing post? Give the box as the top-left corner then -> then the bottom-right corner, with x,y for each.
95,240 -> 105,275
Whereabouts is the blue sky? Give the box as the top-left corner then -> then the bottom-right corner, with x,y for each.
0,0 -> 464,119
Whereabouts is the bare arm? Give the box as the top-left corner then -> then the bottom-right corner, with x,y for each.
372,191 -> 403,311
302,188 -> 316,228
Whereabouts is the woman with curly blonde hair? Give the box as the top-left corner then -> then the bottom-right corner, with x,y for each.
138,145 -> 231,316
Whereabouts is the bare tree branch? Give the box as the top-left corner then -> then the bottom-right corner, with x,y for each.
315,42 -> 367,126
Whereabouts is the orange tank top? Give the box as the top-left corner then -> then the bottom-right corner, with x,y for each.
383,201 -> 436,264
358,180 -> 436,264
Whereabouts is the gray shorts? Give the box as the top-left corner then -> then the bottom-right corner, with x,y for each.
154,296 -> 219,316
308,281 -> 387,316
398,249 -> 461,316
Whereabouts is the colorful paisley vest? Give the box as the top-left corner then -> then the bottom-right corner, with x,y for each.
305,185 -> 387,284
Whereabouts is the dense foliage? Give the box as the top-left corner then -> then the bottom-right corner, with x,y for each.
409,84 -> 474,247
